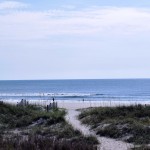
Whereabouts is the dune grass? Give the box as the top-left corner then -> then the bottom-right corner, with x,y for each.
132,145 -> 150,150
0,134 -> 97,150
0,103 -> 65,129
78,105 -> 150,145
0,103 -> 98,150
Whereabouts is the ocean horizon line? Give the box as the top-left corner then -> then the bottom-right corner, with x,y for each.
1,78 -> 150,81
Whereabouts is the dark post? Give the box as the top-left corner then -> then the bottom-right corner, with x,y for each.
46,105 -> 49,112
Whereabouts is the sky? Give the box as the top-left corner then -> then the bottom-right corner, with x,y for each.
0,0 -> 150,80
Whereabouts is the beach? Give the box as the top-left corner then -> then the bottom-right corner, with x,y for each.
4,99 -> 150,110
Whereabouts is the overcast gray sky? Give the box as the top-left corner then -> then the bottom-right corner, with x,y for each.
0,0 -> 150,80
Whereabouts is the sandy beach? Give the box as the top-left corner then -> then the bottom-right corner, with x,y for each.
4,99 -> 150,110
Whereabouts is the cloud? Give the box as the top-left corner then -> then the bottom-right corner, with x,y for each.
0,6 -> 150,41
0,3 -> 150,79
0,1 -> 28,10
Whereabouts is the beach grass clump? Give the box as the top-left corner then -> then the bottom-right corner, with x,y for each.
78,105 -> 150,144
0,103 -> 98,150
132,145 -> 150,150
83,135 -> 99,145
0,134 -> 97,150
32,121 -> 98,145
0,103 -> 65,128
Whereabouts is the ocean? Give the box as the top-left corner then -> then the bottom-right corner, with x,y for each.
0,79 -> 150,102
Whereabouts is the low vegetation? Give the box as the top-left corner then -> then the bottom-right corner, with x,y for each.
79,105 -> 150,145
0,103 -> 98,150
0,103 -> 65,129
131,145 -> 150,150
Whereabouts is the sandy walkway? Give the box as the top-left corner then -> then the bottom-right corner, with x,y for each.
65,109 -> 133,150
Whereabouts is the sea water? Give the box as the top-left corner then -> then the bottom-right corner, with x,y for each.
0,79 -> 150,102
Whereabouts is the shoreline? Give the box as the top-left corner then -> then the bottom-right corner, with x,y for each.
3,99 -> 150,110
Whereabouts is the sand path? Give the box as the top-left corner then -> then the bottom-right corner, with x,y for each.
65,109 -> 133,150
